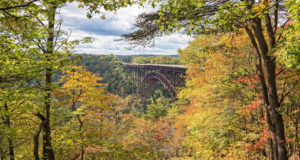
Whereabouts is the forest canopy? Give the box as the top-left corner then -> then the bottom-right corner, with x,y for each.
0,0 -> 299,160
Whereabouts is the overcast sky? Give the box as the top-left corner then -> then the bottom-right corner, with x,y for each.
60,3 -> 193,55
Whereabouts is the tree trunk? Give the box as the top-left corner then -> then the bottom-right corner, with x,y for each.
72,94 -> 85,160
43,68 -> 55,160
4,103 -> 14,160
34,122 -> 43,160
249,17 -> 288,160
8,138 -> 14,160
0,136 -> 4,160
42,3 -> 57,160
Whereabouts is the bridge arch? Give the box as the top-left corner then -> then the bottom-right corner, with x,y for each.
137,72 -> 177,101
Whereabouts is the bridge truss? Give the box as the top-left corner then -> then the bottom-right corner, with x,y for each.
123,63 -> 187,102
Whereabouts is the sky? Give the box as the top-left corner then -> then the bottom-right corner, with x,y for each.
60,3 -> 193,55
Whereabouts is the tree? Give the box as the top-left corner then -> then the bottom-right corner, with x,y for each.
176,34 -> 264,159
1,0 -> 140,159
54,65 -> 110,159
0,1 -> 43,159
122,0 -> 300,159
276,0 -> 300,69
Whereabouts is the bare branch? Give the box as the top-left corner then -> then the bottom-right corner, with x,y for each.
276,17 -> 291,43
276,69 -> 285,77
279,81 -> 298,105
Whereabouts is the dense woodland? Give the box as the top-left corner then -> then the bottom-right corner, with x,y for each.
0,0 -> 299,160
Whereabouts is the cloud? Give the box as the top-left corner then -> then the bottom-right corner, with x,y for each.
60,3 -> 193,55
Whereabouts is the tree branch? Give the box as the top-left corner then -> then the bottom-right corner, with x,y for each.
0,0 -> 38,11
276,18 -> 290,43
273,0 -> 280,33
34,112 -> 46,121
276,69 -> 285,77
279,82 -> 298,105
264,9 -> 275,48
245,26 -> 270,105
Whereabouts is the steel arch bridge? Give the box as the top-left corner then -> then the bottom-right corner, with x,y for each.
123,63 -> 187,102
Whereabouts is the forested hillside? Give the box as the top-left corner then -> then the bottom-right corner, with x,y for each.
79,54 -> 132,97
76,54 -> 179,98
0,0 -> 299,160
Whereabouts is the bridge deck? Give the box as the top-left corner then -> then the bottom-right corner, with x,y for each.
123,63 -> 187,72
